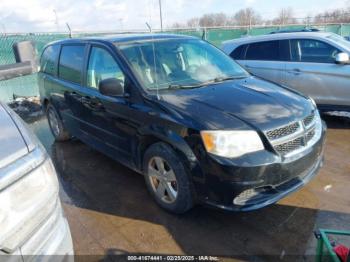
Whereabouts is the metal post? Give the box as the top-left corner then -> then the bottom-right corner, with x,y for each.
0,23 -> 6,36
53,9 -> 59,32
159,0 -> 163,32
249,15 -> 252,30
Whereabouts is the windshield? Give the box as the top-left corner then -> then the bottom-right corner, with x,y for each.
116,38 -> 249,90
327,33 -> 350,50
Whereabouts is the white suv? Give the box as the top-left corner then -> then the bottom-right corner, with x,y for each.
0,102 -> 73,260
222,32 -> 350,111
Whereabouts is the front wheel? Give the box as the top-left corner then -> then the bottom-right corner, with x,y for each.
46,103 -> 71,142
143,142 -> 194,214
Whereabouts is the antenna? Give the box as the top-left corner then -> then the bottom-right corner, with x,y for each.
66,23 -> 72,38
147,0 -> 159,100
158,0 -> 163,32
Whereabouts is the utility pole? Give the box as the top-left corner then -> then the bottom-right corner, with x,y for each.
53,9 -> 59,32
1,23 -> 6,36
159,0 -> 163,31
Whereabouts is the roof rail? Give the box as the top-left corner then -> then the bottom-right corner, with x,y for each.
269,28 -> 321,34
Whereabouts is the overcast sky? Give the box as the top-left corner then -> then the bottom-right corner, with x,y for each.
0,0 -> 348,33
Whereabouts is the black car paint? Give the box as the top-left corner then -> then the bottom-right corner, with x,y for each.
39,34 -> 326,211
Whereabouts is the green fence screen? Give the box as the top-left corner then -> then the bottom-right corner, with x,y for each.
1,23 -> 350,102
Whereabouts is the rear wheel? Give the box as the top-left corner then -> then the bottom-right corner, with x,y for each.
46,104 -> 71,141
143,142 -> 193,214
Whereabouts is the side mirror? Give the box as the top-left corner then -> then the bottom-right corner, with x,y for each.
98,78 -> 124,96
335,52 -> 350,64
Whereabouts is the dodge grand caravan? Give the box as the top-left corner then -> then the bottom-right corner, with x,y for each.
0,102 -> 73,259
39,34 -> 326,213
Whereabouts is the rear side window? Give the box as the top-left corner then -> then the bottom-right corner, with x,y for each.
40,45 -> 60,76
59,45 -> 85,84
246,41 -> 280,61
290,39 -> 340,63
230,45 -> 246,60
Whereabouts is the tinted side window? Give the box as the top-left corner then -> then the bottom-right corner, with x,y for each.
230,45 -> 246,60
59,45 -> 85,84
246,41 -> 280,61
290,39 -> 340,63
40,45 -> 60,76
87,47 -> 125,89
279,40 -> 290,61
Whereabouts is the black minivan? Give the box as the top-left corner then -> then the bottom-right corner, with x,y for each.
39,34 -> 326,213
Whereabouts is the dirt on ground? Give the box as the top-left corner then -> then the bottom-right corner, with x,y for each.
8,96 -> 43,122
25,113 -> 350,261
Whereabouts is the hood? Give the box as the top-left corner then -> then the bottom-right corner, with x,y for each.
160,76 -> 313,131
0,103 -> 28,169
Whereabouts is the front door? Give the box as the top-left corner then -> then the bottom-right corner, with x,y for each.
78,45 -> 134,166
283,39 -> 350,107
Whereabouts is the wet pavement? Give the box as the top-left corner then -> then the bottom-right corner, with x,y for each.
27,115 -> 350,261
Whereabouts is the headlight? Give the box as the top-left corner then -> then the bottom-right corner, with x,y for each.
200,130 -> 264,158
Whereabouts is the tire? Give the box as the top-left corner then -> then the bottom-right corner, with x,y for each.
143,142 -> 194,214
46,103 -> 71,142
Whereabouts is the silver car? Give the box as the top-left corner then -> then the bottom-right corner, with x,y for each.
0,102 -> 73,260
222,32 -> 350,111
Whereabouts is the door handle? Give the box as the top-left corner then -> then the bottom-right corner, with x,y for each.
287,68 -> 302,75
81,96 -> 91,104
82,96 -> 104,111
66,91 -> 81,100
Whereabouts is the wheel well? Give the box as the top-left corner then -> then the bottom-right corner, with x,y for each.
42,98 -> 49,111
138,135 -> 160,171
138,135 -> 191,173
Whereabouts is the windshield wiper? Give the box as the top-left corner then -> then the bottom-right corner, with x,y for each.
167,75 -> 248,90
212,75 -> 247,83
168,84 -> 199,89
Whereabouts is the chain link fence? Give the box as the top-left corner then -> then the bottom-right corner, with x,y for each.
1,23 -> 350,102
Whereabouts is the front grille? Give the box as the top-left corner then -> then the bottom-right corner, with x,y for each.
265,112 -> 319,157
303,112 -> 315,127
266,122 -> 300,140
305,129 -> 315,143
274,137 -> 303,155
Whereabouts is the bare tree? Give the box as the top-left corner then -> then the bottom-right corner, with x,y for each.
302,14 -> 313,26
187,17 -> 200,28
314,8 -> 350,23
232,8 -> 262,27
170,22 -> 185,29
272,7 -> 297,25
199,13 -> 228,27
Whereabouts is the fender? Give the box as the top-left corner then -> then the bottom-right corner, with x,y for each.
135,124 -> 205,182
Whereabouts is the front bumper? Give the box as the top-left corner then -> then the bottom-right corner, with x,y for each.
194,121 -> 326,211
20,201 -> 74,261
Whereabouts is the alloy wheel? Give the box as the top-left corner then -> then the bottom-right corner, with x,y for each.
48,108 -> 60,137
147,156 -> 178,204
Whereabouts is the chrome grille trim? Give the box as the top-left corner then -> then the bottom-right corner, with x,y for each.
274,137 -> 303,154
305,128 -> 316,144
265,111 -> 322,157
303,112 -> 315,128
266,122 -> 301,140
270,127 -> 303,146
